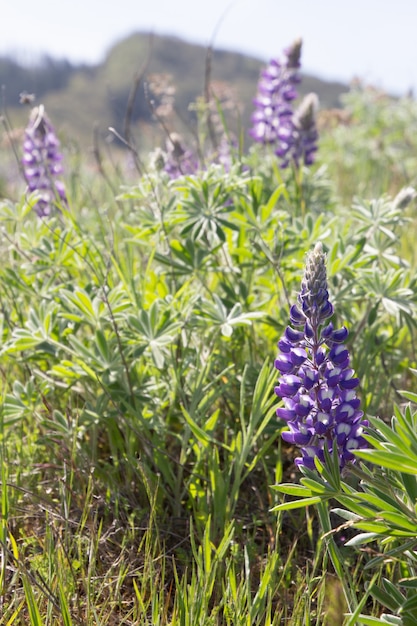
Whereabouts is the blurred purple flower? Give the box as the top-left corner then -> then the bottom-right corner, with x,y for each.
274,243 -> 367,471
215,135 -> 237,172
162,133 -> 199,179
161,132 -> 240,179
275,93 -> 319,168
250,39 -> 320,169
22,105 -> 67,217
249,38 -> 302,146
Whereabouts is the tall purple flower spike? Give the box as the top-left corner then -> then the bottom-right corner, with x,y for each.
22,105 -> 67,217
275,93 -> 319,169
274,243 -> 367,470
249,38 -> 302,146
249,38 -> 320,169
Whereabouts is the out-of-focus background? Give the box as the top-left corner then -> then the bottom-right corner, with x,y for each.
0,0 -> 415,159
1,0 -> 415,139
2,0 -> 415,94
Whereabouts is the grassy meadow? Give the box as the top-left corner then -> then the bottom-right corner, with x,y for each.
0,75 -> 417,626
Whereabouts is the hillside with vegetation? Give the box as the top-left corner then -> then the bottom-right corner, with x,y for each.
0,32 -> 349,147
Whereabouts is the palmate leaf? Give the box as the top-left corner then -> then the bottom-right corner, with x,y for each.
272,470 -> 336,514
194,294 -> 264,337
180,214 -> 240,243
127,299 -> 181,367
358,268 -> 415,321
3,382 -> 41,422
154,238 -> 212,275
352,196 -> 408,244
400,472 -> 417,503
328,240 -> 366,277
372,578 -> 406,613
173,168 -> 249,243
59,288 -> 107,325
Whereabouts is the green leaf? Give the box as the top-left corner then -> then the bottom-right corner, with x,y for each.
344,532 -> 379,547
95,329 -> 110,363
400,578 -> 417,589
272,483 -> 314,497
271,495 -> 324,512
399,391 -> 417,403
181,406 -> 216,449
401,593 -> 417,613
348,615 -> 401,625
331,508 -> 362,523
299,477 -> 331,494
354,449 -> 417,474
378,511 -> 417,533
369,582 -> 404,613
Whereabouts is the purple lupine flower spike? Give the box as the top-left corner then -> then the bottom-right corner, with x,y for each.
276,93 -> 319,169
274,243 -> 367,470
22,105 -> 67,217
250,38 -> 320,169
249,38 -> 302,146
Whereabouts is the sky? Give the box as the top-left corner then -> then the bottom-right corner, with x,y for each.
0,0 -> 416,96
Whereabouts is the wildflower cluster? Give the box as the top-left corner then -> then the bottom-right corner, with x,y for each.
249,38 -> 319,168
274,243 -> 367,470
22,105 -> 67,216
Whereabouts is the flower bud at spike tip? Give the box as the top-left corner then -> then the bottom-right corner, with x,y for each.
274,242 -> 367,470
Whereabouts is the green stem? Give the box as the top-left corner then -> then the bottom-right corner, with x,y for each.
316,500 -> 358,614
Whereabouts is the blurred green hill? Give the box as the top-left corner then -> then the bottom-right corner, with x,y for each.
0,32 -> 349,149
